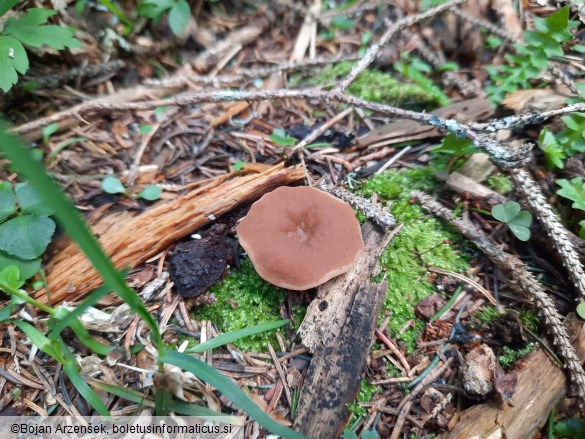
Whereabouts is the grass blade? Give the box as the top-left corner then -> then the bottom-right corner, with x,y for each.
187,320 -> 290,353
160,349 -> 309,439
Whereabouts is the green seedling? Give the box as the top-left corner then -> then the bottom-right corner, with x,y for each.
101,176 -> 162,201
491,201 -> 532,241
270,128 -> 296,147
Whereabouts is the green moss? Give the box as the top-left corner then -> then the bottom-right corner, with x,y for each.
301,61 -> 444,108
519,309 -> 540,332
487,174 -> 513,194
347,379 -> 379,421
499,343 -> 534,368
194,259 -> 288,352
475,305 -> 502,323
362,167 -> 470,350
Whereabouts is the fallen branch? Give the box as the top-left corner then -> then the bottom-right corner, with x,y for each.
411,190 -> 585,407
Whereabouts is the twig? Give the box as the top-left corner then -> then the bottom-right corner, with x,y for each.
10,88 -> 532,168
291,107 -> 354,154
411,190 -> 585,407
470,102 -> 585,132
334,0 -> 467,93
509,168 -> 585,300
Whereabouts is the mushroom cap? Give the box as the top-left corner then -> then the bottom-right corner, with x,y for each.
237,186 -> 364,290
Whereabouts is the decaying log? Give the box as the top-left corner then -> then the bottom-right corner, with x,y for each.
34,164 -> 304,305
441,314 -> 585,439
294,222 -> 390,438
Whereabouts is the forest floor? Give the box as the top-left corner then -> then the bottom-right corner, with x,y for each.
1,0 -> 585,438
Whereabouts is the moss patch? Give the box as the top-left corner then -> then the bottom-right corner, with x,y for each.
362,166 -> 470,349
194,259 -> 288,352
299,61 -> 444,108
487,173 -> 513,194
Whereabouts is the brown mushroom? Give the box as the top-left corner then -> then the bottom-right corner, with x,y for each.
236,186 -> 364,290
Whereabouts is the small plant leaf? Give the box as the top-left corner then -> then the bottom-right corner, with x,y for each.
168,0 -> 190,36
330,16 -> 354,30
0,36 -> 29,92
0,0 -> 22,18
491,201 -> 521,223
509,210 -> 532,228
577,301 -> 585,320
580,220 -> 585,240
431,133 -> 477,155
0,250 -> 40,280
41,122 -> 59,145
12,320 -> 63,361
0,265 -> 23,290
270,128 -> 296,147
0,182 -> 16,222
4,8 -> 81,49
101,176 -> 126,194
0,215 -> 55,260
557,178 -> 585,211
137,185 -> 161,201
232,160 -> 246,171
508,224 -> 531,241
15,182 -> 56,215
63,361 -> 110,415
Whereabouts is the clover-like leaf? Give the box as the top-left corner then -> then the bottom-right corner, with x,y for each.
0,215 -> 56,260
15,182 -> 55,215
270,128 -> 296,147
491,201 -> 521,223
101,176 -> 126,195
0,182 -> 16,222
168,0 -> 190,36
0,250 -> 40,281
492,202 -> 532,241
137,185 -> 161,201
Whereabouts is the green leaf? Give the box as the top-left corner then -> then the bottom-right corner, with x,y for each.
137,0 -> 175,19
0,36 -> 29,92
508,223 -> 531,241
0,215 -> 55,260
138,124 -> 152,135
0,300 -> 14,321
544,6 -> 569,33
361,430 -> 380,439
538,128 -> 565,169
553,418 -> 585,439
330,16 -> 354,30
557,178 -> 585,211
431,133 -> 478,155
101,176 -> 126,194
577,301 -> 585,320
42,123 -> 59,145
509,210 -> 532,228
232,160 -> 246,171
187,320 -> 290,353
270,128 -> 296,147
68,318 -> 113,355
0,0 -> 22,18
16,182 -> 56,215
98,0 -> 133,26
580,220 -> 585,240
168,0 -> 190,36
160,350 -> 310,439
4,8 -> 81,50
63,361 -> 110,415
12,320 -> 63,361
0,250 -> 40,280
0,265 -> 23,290
0,182 -> 16,222
491,201 -> 521,223
137,185 -> 161,201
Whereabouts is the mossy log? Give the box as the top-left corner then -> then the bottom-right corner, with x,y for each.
294,222 -> 390,438
440,313 -> 585,439
34,164 -> 304,305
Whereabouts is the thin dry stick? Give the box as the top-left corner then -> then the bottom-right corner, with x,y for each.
509,168 -> 585,300
334,0 -> 467,92
10,88 -> 531,167
291,107 -> 353,154
412,190 -> 585,407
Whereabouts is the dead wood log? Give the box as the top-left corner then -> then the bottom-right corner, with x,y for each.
441,314 -> 585,439
294,222 -> 390,438
34,164 -> 304,305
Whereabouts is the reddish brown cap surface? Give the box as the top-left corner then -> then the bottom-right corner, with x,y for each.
237,186 -> 364,290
